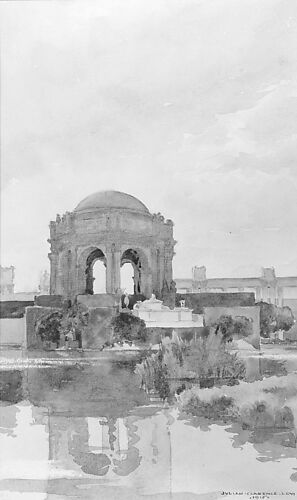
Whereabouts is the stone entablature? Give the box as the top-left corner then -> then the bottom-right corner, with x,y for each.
48,191 -> 176,300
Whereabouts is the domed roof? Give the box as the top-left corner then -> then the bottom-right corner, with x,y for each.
74,190 -> 150,214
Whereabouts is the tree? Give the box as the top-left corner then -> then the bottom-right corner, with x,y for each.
214,315 -> 235,342
110,312 -> 147,343
214,315 -> 252,342
35,310 -> 63,347
233,316 -> 253,338
256,301 -> 276,337
256,301 -> 295,337
275,306 -> 294,331
60,303 -> 89,347
35,303 -> 89,348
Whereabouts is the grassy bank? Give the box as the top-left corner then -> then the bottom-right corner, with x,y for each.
178,373 -> 297,442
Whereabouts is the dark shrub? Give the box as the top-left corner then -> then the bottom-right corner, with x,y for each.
35,310 -> 63,346
110,312 -> 147,343
184,395 -> 237,420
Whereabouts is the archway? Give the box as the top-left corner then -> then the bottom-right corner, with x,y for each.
120,263 -> 134,294
120,249 -> 143,295
85,248 -> 106,294
93,260 -> 106,294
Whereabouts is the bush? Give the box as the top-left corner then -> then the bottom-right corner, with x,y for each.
110,312 -> 147,343
183,395 -> 237,421
256,301 -> 294,337
179,374 -> 297,433
214,314 -> 252,342
35,309 -> 63,346
135,334 -> 186,400
35,303 -> 89,348
60,303 -> 89,343
184,329 -> 246,382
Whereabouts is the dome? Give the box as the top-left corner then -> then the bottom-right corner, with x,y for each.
74,190 -> 150,214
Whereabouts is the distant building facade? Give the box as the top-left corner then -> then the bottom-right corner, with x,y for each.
38,270 -> 50,295
0,266 -> 15,297
0,266 -> 49,302
175,266 -> 297,315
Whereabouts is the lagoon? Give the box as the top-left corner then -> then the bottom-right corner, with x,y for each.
0,347 -> 297,499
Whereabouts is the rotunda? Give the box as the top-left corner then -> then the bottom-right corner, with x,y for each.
48,190 -> 176,300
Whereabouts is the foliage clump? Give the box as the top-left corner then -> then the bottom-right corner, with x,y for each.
213,314 -> 253,342
185,328 -> 246,383
60,303 -> 89,340
179,375 -> 297,434
35,303 -> 89,347
36,309 -> 63,346
110,312 -> 147,343
183,394 -> 237,421
136,327 -> 246,401
256,301 -> 294,337
135,332 -> 185,400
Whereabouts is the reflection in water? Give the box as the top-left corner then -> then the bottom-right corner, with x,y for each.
67,415 -> 141,477
226,422 -> 297,462
0,349 -> 297,498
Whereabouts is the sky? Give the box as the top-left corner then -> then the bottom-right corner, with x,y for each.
1,0 -> 297,291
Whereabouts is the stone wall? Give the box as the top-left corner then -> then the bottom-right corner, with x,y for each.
0,300 -> 34,318
25,303 -> 118,349
83,306 -> 118,348
35,295 -> 64,308
0,318 -> 26,346
146,326 -> 204,344
77,294 -> 119,308
26,306 -> 56,348
176,292 -> 255,313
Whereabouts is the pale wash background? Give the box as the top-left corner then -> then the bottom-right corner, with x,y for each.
1,0 -> 297,291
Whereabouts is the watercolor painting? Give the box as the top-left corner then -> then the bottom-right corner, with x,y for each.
1,1 -> 297,499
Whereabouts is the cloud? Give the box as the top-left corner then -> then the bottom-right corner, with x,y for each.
1,0 -> 297,289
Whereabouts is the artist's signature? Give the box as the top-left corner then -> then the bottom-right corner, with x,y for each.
221,492 -> 296,499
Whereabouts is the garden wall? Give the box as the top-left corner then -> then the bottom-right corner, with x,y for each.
83,306 -> 118,348
176,292 -> 255,313
35,295 -> 64,308
0,317 -> 26,346
0,300 -> 34,318
25,303 -> 118,349
25,305 -> 56,348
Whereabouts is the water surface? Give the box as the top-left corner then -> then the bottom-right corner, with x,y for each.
0,348 -> 297,499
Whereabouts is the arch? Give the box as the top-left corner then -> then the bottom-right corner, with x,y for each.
120,262 -> 134,294
120,248 -> 149,295
93,260 -> 106,293
121,246 -> 150,271
85,248 -> 106,294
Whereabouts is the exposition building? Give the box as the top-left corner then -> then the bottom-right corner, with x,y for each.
48,190 -> 176,302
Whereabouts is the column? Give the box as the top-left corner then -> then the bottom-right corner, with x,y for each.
255,287 -> 261,302
114,249 -> 121,293
105,250 -> 113,294
48,252 -> 57,294
164,244 -> 174,286
277,286 -> 283,307
76,263 -> 86,295
106,244 -> 121,294
55,252 -> 64,295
